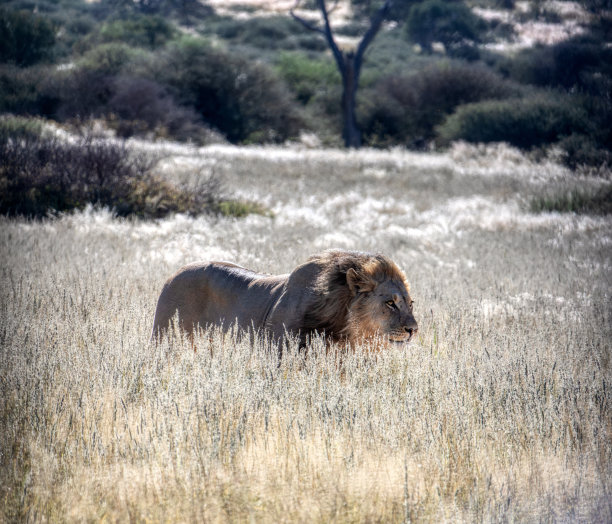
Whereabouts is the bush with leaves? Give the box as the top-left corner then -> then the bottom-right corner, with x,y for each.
0,8 -> 56,66
0,124 -> 262,218
531,185 -> 612,215
210,15 -> 326,52
276,52 -> 340,105
0,115 -> 43,141
360,62 -> 520,147
155,37 -> 303,143
499,38 -> 612,92
406,0 -> 487,52
107,75 -> 206,141
0,65 -> 58,115
99,15 -> 176,49
489,27 -> 612,166
436,95 -> 592,149
75,14 -> 177,52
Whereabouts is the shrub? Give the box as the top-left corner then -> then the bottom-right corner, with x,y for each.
93,15 -> 176,49
0,47 -> 212,143
360,62 -> 520,147
77,43 -> 144,76
0,65 -> 60,116
51,44 -> 145,122
501,39 -> 612,91
155,37 -> 303,143
406,0 -> 486,52
0,115 -> 43,142
436,95 -> 592,149
531,185 -> 612,215
106,75 -> 206,141
0,134 -> 265,218
52,67 -> 117,120
0,135 -> 153,217
276,52 -> 340,104
212,16 -> 321,51
237,16 -> 294,49
0,8 -> 56,66
112,0 -> 213,21
557,133 -> 612,169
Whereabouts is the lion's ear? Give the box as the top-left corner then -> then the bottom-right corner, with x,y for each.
346,268 -> 376,295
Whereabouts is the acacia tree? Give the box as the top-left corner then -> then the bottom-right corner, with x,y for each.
290,0 -> 393,148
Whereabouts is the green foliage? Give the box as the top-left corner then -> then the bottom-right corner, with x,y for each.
359,29 -> 426,82
156,37 -> 303,143
0,41 -> 228,144
360,62 -> 520,147
557,133 -> 612,169
406,0 -> 487,51
1,0 -> 105,59
101,0 -> 213,22
499,38 -> 612,92
351,0 -> 414,23
530,185 -> 612,215
53,44 -> 149,121
0,65 -> 59,115
77,42 -> 145,75
487,30 -> 612,166
0,8 -> 56,66
215,200 -> 273,218
225,16 -> 293,48
0,133 -> 265,218
106,76 -> 206,141
97,15 -> 176,49
276,52 -> 340,104
208,15 -> 326,52
436,95 -> 592,149
0,115 -> 43,141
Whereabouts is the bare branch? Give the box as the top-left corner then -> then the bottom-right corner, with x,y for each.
317,0 -> 345,74
354,0 -> 393,80
290,10 -> 325,35
327,0 -> 340,15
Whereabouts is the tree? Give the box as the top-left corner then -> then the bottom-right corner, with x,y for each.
291,0 -> 393,148
0,9 -> 56,67
405,0 -> 485,53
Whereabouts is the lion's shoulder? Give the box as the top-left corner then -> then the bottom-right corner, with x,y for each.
285,259 -> 325,289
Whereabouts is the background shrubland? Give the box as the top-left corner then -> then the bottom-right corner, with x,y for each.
1,141 -> 610,521
0,116 -> 268,218
1,1 -> 610,521
0,0 -> 610,165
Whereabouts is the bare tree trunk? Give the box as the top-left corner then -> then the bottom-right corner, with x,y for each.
291,0 -> 392,148
342,52 -> 361,147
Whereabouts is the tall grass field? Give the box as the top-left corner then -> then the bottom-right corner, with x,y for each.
1,140 -> 610,521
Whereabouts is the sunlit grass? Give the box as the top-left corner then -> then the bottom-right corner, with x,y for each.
1,140 -> 610,522
530,185 -> 612,215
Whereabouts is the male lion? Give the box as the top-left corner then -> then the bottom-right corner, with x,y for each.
152,249 -> 418,348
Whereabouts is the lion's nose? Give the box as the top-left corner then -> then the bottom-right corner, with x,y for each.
404,325 -> 418,338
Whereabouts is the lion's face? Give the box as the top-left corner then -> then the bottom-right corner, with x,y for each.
345,270 -> 418,344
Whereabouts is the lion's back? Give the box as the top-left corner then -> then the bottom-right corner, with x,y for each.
152,261 -> 283,338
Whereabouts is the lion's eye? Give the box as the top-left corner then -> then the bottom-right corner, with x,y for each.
385,300 -> 396,309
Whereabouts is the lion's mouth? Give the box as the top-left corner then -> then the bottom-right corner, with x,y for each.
388,334 -> 413,344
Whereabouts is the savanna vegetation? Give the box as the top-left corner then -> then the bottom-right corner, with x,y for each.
1,0 -> 611,166
1,1 -> 611,521
1,142 -> 611,521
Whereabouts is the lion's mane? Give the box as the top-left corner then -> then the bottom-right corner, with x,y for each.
300,250 -> 410,343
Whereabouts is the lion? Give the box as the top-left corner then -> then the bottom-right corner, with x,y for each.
151,249 -> 418,349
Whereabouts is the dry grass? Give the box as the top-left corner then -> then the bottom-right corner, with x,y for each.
1,140 -> 611,522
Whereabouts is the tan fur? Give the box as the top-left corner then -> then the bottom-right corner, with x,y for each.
152,249 -> 418,349
302,251 -> 415,346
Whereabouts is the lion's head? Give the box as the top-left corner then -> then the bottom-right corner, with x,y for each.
302,250 -> 418,346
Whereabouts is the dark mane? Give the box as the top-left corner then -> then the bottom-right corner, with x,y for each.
300,250 -> 408,344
